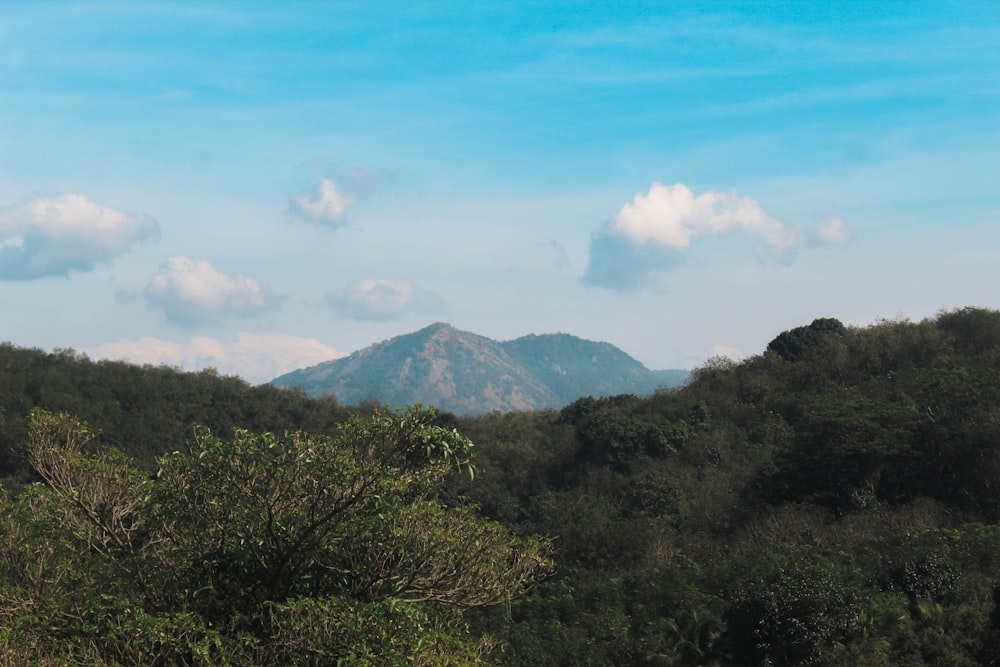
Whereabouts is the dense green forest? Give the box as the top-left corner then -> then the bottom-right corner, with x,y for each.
2,306 -> 1000,664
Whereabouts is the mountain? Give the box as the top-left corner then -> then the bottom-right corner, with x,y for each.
270,323 -> 688,414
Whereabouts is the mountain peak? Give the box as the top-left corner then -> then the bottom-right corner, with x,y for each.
418,322 -> 455,334
271,325 -> 687,415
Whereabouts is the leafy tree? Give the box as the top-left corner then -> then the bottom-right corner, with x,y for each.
766,318 -> 846,362
0,407 -> 551,665
935,306 -> 1000,356
723,547 -> 864,666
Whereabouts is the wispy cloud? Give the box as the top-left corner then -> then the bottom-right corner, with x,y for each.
817,215 -> 850,244
0,193 -> 159,279
144,256 -> 280,325
87,332 -> 342,384
325,279 -> 447,321
543,239 -> 570,269
289,177 -> 356,226
583,182 -> 847,290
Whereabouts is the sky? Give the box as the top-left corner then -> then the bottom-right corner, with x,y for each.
2,1 -> 999,384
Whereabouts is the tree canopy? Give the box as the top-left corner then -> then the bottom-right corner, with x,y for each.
453,307 -> 1000,665
0,407 -> 551,665
4,306 -> 1000,664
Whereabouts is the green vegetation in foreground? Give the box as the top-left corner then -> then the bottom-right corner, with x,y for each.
0,408 -> 551,665
2,306 -> 1000,664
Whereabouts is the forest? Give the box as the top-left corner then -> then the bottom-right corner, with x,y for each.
1,306 -> 1000,665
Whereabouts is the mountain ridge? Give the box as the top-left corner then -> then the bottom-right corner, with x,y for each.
271,323 -> 688,414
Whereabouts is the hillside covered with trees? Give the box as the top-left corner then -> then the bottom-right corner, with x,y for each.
453,306 -> 1000,665
1,306 -> 1000,664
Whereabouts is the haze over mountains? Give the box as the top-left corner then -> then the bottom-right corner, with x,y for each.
271,323 -> 688,415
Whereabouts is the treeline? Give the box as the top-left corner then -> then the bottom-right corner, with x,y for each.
451,307 -> 1000,665
1,307 -> 1000,664
0,344 -> 347,484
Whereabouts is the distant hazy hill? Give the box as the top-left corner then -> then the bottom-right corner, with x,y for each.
271,323 -> 688,414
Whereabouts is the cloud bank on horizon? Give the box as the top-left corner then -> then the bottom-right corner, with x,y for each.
87,333 -> 343,385
584,182 -> 849,290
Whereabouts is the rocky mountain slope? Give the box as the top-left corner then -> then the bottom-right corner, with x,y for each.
270,323 -> 687,414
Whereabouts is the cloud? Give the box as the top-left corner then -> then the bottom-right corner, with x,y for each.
87,333 -> 343,384
144,256 -> 281,325
583,182 -> 845,290
613,182 -> 802,251
581,231 -> 685,291
325,279 -> 447,321
0,193 -> 159,279
289,177 -> 356,226
818,215 -> 850,244
543,239 -> 571,269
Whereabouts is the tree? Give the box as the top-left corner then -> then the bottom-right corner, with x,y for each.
0,407 -> 551,665
766,318 -> 846,362
723,547 -> 864,666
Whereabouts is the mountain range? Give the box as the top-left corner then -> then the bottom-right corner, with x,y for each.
270,322 -> 688,415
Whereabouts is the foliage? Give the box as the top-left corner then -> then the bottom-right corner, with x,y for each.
0,344 -> 347,485
5,306 -> 1000,664
453,307 -> 1000,665
0,407 -> 551,664
724,546 -> 864,666
766,317 -> 847,362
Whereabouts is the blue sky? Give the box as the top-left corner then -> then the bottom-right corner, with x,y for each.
2,1 -> 999,383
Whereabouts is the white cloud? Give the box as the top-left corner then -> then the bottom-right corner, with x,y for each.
289,177 -> 356,225
87,333 -> 343,384
144,256 -> 280,325
583,182 -> 846,290
611,182 -> 801,253
0,193 -> 159,279
325,279 -> 447,321
818,215 -> 850,244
